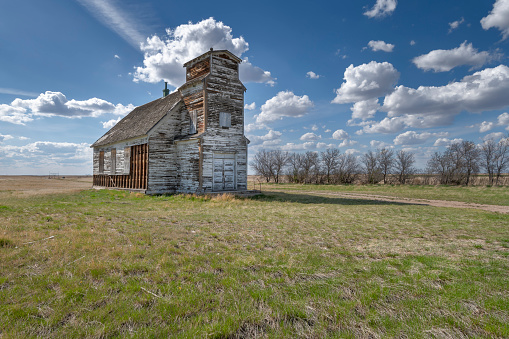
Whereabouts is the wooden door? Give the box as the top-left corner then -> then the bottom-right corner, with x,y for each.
213,153 -> 236,191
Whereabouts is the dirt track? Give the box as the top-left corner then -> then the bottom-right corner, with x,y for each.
298,190 -> 509,214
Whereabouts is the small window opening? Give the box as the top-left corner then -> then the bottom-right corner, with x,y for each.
220,112 -> 231,128
189,111 -> 197,134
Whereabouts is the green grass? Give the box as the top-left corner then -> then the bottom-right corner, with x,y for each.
0,188 -> 508,338
261,183 -> 509,206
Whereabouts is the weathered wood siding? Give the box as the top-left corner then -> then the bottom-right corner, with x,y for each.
93,143 -> 148,189
186,58 -> 210,82
200,53 -> 247,191
175,139 -> 200,193
180,81 -> 205,134
145,105 -> 184,194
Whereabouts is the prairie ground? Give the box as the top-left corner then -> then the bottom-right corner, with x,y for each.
0,177 -> 508,338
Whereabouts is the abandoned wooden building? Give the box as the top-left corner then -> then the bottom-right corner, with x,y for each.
90,49 -> 249,194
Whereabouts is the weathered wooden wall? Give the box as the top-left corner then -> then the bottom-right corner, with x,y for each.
93,143 -> 148,189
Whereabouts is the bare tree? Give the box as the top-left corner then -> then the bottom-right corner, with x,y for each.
362,150 -> 381,184
427,151 -> 455,184
480,139 -> 497,185
377,148 -> 395,184
337,153 -> 359,184
495,137 -> 509,185
271,150 -> 289,184
394,150 -> 416,184
321,149 -> 340,184
250,149 -> 273,182
452,141 -> 480,185
301,151 -> 319,184
287,153 -> 304,183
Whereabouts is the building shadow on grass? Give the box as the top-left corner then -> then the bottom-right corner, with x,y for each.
249,191 -> 427,207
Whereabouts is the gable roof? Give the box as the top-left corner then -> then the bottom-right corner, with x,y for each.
91,91 -> 181,147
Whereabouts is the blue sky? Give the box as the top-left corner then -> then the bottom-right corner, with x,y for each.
1,0 -> 509,174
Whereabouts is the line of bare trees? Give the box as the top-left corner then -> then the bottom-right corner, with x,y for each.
250,137 -> 509,186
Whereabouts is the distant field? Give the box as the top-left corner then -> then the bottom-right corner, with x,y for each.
0,177 -> 508,337
260,182 -> 509,207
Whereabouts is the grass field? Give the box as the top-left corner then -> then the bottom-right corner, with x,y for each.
260,183 -> 509,206
1,181 -> 508,338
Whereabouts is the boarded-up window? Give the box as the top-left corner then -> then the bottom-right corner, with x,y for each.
111,149 -> 116,175
123,147 -> 131,174
99,151 -> 104,173
189,111 -> 197,134
220,112 -> 231,128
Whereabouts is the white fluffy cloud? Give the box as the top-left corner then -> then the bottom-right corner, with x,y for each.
362,117 -> 406,134
364,0 -> 397,18
480,121 -> 495,133
481,0 -> 509,39
306,71 -> 321,79
382,65 -> 509,128
332,61 -> 399,104
0,141 -> 92,170
0,105 -> 31,125
281,142 -> 317,151
102,117 -> 122,129
484,132 -> 505,141
350,98 -> 380,120
393,131 -> 446,145
433,138 -> 463,147
498,112 -> 509,128
449,17 -> 465,32
0,133 -> 14,142
367,40 -> 395,52
257,91 -> 314,123
339,139 -> 358,148
332,129 -> 350,140
370,140 -> 393,149
412,42 -> 494,72
249,130 -> 282,146
133,18 -> 274,87
1,92 -> 134,125
300,132 -> 321,141
244,102 -> 256,110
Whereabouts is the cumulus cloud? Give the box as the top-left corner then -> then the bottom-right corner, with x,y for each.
364,0 -> 397,18
133,18 -> 274,87
240,57 -> 276,86
9,91 -> 134,120
0,92 -> 134,125
0,134 -> 14,142
412,42 -> 495,72
244,102 -> 256,110
370,140 -> 393,149
300,132 -> 321,141
484,132 -> 505,141
248,130 -> 282,146
362,117 -> 406,134
281,142 -> 317,151
410,40 -> 416,46
102,117 -> 122,129
0,141 -> 92,172
256,91 -> 314,124
311,124 -> 319,131
350,98 -> 380,120
0,105 -> 31,125
367,40 -> 395,52
306,71 -> 321,79
433,138 -> 463,147
449,17 -> 465,33
498,112 -> 509,128
245,123 -> 268,133
339,139 -> 358,147
393,131 -> 446,145
480,121 -> 495,133
481,0 -> 509,39
332,61 -> 399,104
332,129 -> 350,140
381,65 -> 509,130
